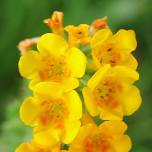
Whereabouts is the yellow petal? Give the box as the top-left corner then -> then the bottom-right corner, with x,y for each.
99,121 -> 127,134
62,77 -> 79,92
37,33 -> 68,56
122,54 -> 138,70
91,50 -> 102,69
82,87 -> 99,116
112,65 -> 139,84
69,124 -> 96,152
31,77 -> 79,94
33,82 -> 64,99
18,50 -> 41,79
99,107 -> 123,120
28,78 -> 40,90
19,97 -> 38,126
114,29 -> 137,53
91,28 -> 113,48
67,47 -> 87,78
62,120 -> 81,144
33,128 -> 61,147
88,64 -> 110,90
112,135 -> 132,152
64,25 -> 75,32
64,90 -> 82,120
121,85 -> 142,116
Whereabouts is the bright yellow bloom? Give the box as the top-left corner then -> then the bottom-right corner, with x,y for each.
65,24 -> 90,47
91,29 -> 138,69
18,33 -> 86,90
20,82 -> 82,144
69,121 -> 131,152
15,140 -> 61,152
83,64 -> 141,120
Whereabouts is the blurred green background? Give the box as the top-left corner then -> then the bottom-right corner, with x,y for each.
0,0 -> 151,151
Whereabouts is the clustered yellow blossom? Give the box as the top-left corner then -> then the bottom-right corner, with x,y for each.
65,24 -> 90,47
16,11 -> 142,152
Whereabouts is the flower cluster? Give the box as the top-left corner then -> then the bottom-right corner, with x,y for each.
16,11 -> 141,152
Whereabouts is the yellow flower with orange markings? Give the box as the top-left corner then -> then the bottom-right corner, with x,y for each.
18,33 -> 86,90
65,24 -> 90,47
83,64 -> 141,120
20,82 -> 82,144
91,28 -> 138,69
69,121 -> 131,152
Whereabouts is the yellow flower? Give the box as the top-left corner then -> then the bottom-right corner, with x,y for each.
69,121 -> 131,152
15,140 -> 61,152
20,82 -> 82,144
65,24 -> 90,47
91,28 -> 138,69
18,33 -> 86,90
83,64 -> 141,120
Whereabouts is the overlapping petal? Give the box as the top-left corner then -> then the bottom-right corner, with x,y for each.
18,50 -> 41,79
91,28 -> 112,48
37,33 -> 68,56
67,47 -> 87,78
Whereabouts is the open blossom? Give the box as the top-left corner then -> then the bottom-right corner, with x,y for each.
91,29 -> 138,69
83,64 -> 141,120
65,24 -> 90,47
69,121 -> 131,152
18,33 -> 86,90
19,82 -> 82,144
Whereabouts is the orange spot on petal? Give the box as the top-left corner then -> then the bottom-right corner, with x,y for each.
40,113 -> 50,126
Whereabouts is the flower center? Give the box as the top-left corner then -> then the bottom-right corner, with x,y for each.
75,30 -> 85,39
93,77 -> 123,109
39,99 -> 69,128
84,133 -> 110,152
37,149 -> 52,152
39,56 -> 70,82
95,44 -> 121,66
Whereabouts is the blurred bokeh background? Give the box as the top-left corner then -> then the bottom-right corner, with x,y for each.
0,0 -> 151,151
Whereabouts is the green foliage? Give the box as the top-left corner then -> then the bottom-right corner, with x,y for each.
0,98 -> 32,152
